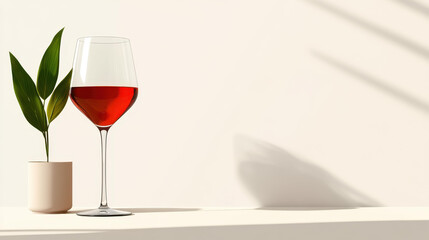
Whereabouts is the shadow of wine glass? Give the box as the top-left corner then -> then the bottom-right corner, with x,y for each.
117,208 -> 200,213
66,208 -> 200,215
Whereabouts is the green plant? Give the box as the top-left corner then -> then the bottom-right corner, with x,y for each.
9,28 -> 72,162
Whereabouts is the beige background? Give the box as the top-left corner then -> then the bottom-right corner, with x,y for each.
1,0 -> 429,207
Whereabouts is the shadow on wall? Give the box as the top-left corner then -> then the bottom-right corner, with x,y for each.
393,0 -> 429,18
305,0 -> 429,61
234,135 -> 380,207
312,51 -> 429,115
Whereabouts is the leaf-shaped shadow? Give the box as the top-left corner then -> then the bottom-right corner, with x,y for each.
234,135 -> 380,207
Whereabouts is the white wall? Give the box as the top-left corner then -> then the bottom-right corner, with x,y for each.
2,0 -> 429,207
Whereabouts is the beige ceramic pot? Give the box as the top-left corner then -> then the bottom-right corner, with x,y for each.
28,161 -> 72,213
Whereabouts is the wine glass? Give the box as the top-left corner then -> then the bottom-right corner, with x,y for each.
70,37 -> 138,216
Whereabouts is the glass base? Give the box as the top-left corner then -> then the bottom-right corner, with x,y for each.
77,207 -> 132,217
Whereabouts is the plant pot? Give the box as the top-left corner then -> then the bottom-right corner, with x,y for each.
28,161 -> 72,213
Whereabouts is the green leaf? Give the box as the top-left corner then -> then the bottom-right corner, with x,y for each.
47,69 -> 72,123
9,52 -> 48,132
36,28 -> 64,99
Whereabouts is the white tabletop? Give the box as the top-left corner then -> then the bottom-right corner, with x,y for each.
2,207 -> 429,240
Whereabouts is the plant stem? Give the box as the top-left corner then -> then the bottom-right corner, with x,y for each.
44,130 -> 49,162
42,100 -> 49,162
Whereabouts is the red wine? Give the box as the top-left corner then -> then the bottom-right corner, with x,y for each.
70,86 -> 138,127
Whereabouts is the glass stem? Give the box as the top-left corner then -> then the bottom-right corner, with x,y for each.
98,127 -> 110,208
